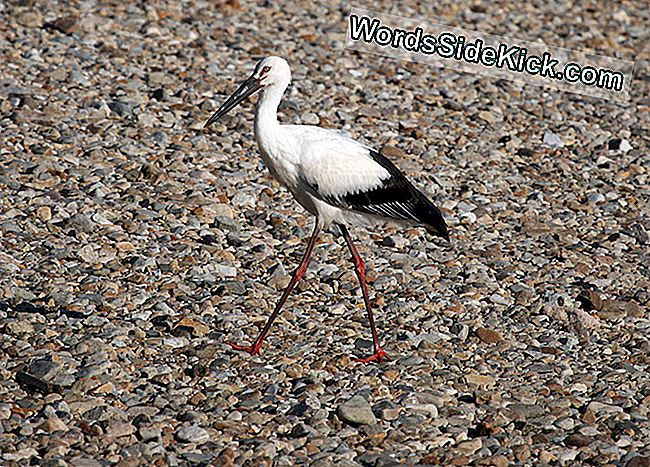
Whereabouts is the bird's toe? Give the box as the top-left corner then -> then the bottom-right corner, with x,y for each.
354,348 -> 391,364
225,341 -> 261,356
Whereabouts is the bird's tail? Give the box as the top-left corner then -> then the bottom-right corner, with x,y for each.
413,191 -> 449,241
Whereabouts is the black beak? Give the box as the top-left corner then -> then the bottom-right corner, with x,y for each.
204,74 -> 263,127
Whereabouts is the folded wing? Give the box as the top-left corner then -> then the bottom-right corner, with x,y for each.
299,137 -> 449,239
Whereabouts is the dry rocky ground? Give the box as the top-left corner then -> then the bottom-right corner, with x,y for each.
1,0 -> 649,466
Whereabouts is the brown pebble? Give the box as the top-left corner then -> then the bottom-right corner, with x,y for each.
380,145 -> 405,159
105,421 -> 135,438
46,15 -> 79,35
477,454 -> 508,467
513,445 -> 531,462
36,206 -> 52,221
305,443 -> 320,455
465,373 -> 495,387
190,392 -> 207,405
173,317 -> 210,337
582,408 -> 597,424
382,369 -> 399,381
215,447 -> 235,467
599,299 -> 644,320
627,456 -> 650,467
450,455 -> 471,466
17,11 -> 43,28
565,433 -> 593,447
363,429 -> 387,446
44,417 -> 68,433
421,452 -> 440,464
539,450 -> 556,463
476,327 -> 503,344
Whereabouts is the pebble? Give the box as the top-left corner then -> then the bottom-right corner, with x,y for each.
337,396 -> 377,426
105,421 -> 135,438
44,417 -> 69,433
380,145 -> 405,159
478,455 -> 508,467
543,131 -> 564,147
477,110 -> 497,124
457,439 -> 482,455
587,192 -> 606,204
47,15 -> 79,35
405,403 -> 439,418
599,299 -> 644,319
175,425 -> 210,444
108,100 -> 133,117
290,422 -> 315,438
627,457 -> 650,467
17,11 -> 42,28
301,113 -> 320,124
475,327 -> 503,344
565,433 -> 593,448
488,293 -> 511,306
508,403 -> 544,419
464,374 -> 495,387
36,206 -> 52,221
28,359 -> 64,381
586,401 -> 624,417
373,402 -> 401,421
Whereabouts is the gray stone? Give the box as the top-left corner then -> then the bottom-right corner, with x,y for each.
337,396 -> 377,426
543,131 -> 563,147
28,359 -> 64,382
108,100 -> 133,117
175,425 -> 210,444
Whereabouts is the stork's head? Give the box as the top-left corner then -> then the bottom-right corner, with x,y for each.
254,56 -> 291,88
204,56 -> 291,127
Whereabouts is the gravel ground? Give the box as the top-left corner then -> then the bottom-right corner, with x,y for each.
1,0 -> 649,465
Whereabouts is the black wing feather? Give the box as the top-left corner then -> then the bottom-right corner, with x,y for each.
317,149 -> 449,240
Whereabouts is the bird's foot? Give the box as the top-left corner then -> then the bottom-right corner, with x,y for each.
354,347 -> 391,364
226,341 -> 262,356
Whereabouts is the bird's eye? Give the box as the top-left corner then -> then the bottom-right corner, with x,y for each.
262,66 -> 271,74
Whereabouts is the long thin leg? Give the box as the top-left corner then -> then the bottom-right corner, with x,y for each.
339,224 -> 390,364
226,221 -> 321,356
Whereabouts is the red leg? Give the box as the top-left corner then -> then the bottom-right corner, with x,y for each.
226,222 -> 321,356
339,224 -> 390,364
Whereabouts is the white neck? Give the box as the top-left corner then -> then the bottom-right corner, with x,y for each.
254,83 -> 285,138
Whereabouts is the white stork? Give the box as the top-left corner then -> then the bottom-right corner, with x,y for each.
205,56 -> 448,363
